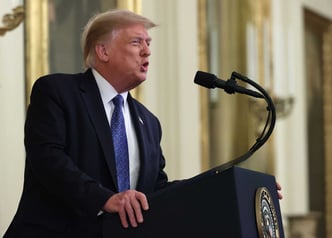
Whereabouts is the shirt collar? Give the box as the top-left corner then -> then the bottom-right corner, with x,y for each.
92,68 -> 128,104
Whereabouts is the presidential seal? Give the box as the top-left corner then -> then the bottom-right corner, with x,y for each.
255,187 -> 280,238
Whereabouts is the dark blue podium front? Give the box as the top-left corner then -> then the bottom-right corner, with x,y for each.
102,166 -> 284,238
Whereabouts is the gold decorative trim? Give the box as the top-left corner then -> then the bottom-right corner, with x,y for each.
197,0 -> 210,171
25,0 -> 49,105
323,20 -> 332,238
117,0 -> 142,13
0,6 -> 24,37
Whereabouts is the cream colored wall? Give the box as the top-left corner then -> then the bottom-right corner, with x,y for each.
272,0 -> 332,218
141,0 -> 201,180
0,2 -> 25,236
272,0 -> 308,217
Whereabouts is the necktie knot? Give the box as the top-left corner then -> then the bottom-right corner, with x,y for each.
112,94 -> 124,108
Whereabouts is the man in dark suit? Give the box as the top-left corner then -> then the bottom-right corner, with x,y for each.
4,9 -> 171,238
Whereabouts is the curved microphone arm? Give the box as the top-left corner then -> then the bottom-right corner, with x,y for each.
209,71 -> 276,174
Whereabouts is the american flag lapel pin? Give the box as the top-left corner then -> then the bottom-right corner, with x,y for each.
139,116 -> 144,125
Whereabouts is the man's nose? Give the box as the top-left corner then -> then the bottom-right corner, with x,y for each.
141,42 -> 151,56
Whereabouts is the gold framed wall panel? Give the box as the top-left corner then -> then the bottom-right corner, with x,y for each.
25,0 -> 141,104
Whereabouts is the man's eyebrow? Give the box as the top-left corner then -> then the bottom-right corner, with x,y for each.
131,32 -> 152,40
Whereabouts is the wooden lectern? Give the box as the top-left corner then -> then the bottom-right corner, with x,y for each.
102,166 -> 284,237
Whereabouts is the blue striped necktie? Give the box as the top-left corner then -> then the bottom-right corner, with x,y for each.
111,95 -> 130,192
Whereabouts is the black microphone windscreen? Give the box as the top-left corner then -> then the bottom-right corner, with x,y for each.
194,71 -> 216,89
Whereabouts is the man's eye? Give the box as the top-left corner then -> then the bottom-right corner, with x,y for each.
132,39 -> 141,45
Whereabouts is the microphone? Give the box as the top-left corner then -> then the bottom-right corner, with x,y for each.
194,71 -> 264,98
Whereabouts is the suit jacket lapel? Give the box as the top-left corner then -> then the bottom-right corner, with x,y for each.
127,94 -> 155,192
79,69 -> 118,186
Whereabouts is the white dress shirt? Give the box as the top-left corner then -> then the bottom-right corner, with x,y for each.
92,69 -> 140,189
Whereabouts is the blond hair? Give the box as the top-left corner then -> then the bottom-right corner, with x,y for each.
81,9 -> 156,68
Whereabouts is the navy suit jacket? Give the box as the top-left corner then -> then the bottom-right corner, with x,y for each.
4,69 -> 169,238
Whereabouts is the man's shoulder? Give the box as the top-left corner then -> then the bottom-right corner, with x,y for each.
32,70 -> 93,90
36,71 -> 85,84
29,71 -> 94,99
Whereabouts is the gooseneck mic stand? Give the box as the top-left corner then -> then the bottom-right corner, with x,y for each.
194,71 -> 276,174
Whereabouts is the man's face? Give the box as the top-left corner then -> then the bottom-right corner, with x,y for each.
105,24 -> 152,92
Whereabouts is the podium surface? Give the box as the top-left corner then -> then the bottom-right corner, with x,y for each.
103,166 -> 284,238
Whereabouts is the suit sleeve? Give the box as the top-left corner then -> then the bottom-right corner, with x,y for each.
25,77 -> 112,217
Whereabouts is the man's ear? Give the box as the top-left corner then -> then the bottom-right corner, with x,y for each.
95,43 -> 109,62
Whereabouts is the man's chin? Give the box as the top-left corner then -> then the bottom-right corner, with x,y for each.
136,78 -> 146,86
127,78 -> 146,91
137,73 -> 147,83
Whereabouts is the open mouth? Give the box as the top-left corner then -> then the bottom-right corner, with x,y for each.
141,62 -> 149,72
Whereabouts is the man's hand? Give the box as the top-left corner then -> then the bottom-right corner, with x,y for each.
103,190 -> 149,228
276,181 -> 283,200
